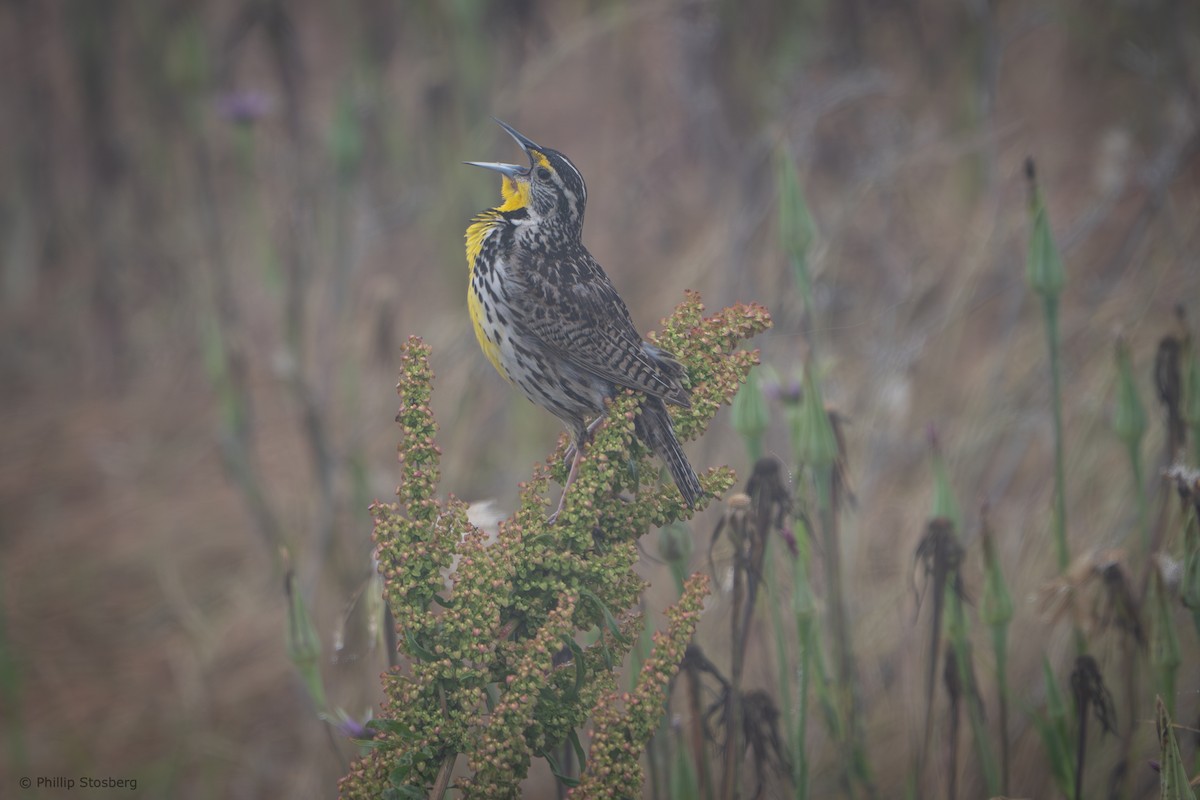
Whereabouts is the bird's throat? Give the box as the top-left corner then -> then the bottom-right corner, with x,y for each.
465,176 -> 531,269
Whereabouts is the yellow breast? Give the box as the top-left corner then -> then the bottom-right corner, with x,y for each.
467,279 -> 508,381
465,212 -> 497,269
465,176 -> 528,382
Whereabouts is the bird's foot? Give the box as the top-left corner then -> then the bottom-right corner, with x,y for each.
547,443 -> 585,525
562,415 -> 605,473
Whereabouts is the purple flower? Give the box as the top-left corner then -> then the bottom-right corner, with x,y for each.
926,423 -> 941,453
779,526 -> 798,558
335,714 -> 375,740
215,90 -> 273,125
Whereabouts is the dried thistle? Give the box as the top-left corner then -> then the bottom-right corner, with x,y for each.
739,690 -> 791,800
1038,549 -> 1145,646
1156,325 -> 1187,461
1069,655 -> 1116,800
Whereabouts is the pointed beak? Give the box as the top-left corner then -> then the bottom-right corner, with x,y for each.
463,160 -> 526,178
493,118 -> 541,154
464,120 -> 542,177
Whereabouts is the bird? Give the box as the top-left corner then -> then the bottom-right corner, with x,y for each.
464,119 -> 703,522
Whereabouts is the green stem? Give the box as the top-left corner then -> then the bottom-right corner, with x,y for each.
815,465 -> 873,794
992,627 -> 1010,796
1043,296 -> 1069,573
1129,445 -> 1149,553
950,602 -> 999,795
763,540 -> 795,769
796,616 -> 812,800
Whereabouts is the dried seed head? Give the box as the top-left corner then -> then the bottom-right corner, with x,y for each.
727,492 -> 752,510
1071,655 -> 1116,736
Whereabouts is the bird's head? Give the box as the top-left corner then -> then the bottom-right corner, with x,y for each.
466,120 -> 588,236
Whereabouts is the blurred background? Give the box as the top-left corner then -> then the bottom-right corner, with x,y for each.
1,0 -> 1198,797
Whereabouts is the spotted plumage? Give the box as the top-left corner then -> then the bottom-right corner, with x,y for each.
465,120 -> 702,516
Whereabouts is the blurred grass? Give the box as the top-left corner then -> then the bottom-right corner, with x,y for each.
1,0 -> 1199,797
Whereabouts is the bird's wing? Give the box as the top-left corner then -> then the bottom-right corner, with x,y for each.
510,251 -> 690,407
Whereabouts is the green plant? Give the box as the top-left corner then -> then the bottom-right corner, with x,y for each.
1024,158 -> 1070,575
338,293 -> 770,799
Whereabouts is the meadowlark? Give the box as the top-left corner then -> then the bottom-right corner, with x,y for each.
465,119 -> 702,521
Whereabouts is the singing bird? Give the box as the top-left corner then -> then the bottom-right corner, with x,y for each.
464,120 -> 702,521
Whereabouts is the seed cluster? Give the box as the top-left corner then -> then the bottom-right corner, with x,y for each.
339,294 -> 771,799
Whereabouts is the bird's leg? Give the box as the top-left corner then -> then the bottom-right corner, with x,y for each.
562,414 -> 607,466
548,444 -> 585,525
549,414 -> 609,524
585,413 -> 606,437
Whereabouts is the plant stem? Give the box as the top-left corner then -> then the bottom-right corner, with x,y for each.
796,619 -> 811,800
1073,699 -> 1086,800
722,549 -> 745,800
1044,295 -> 1069,573
764,538 -> 795,767
994,631 -> 1010,795
816,464 -> 872,794
430,751 -> 456,800
1130,446 -> 1150,553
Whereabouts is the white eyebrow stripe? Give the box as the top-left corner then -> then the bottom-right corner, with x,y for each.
561,157 -> 586,201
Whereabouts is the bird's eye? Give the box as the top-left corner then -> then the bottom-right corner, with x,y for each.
536,166 -> 552,181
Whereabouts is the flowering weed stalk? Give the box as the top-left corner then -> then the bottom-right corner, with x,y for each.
339,294 -> 770,800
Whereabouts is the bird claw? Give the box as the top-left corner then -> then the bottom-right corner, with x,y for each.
563,414 -> 606,468
549,436 -> 588,525
585,414 -> 606,437
546,491 -> 568,525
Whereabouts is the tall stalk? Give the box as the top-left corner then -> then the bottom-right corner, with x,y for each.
1043,295 -> 1070,571
1024,159 -> 1069,573
1113,337 -> 1149,552
761,539 -> 795,788
979,508 -> 1013,795
795,364 -> 872,794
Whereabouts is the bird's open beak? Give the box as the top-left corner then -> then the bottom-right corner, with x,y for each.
493,118 -> 541,155
463,161 -> 526,177
464,119 -> 543,177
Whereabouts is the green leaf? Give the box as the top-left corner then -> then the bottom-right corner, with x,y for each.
1113,338 -> 1147,449
285,571 -> 327,711
567,727 -> 587,771
366,718 -> 419,741
1032,657 -> 1075,797
484,683 -> 498,713
1025,163 -> 1066,298
778,148 -> 817,312
794,364 -> 837,469
383,784 -> 427,800
540,748 -> 581,787
404,630 -> 438,662
386,762 -> 415,789
559,635 -> 586,700
979,521 -> 1013,629
1149,568 -> 1182,713
656,522 -> 694,595
930,445 -> 962,533
731,367 -> 769,461
580,589 -> 631,645
1156,697 -> 1198,800
668,735 -> 700,800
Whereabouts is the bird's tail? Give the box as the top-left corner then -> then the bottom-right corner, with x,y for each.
635,397 -> 703,508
